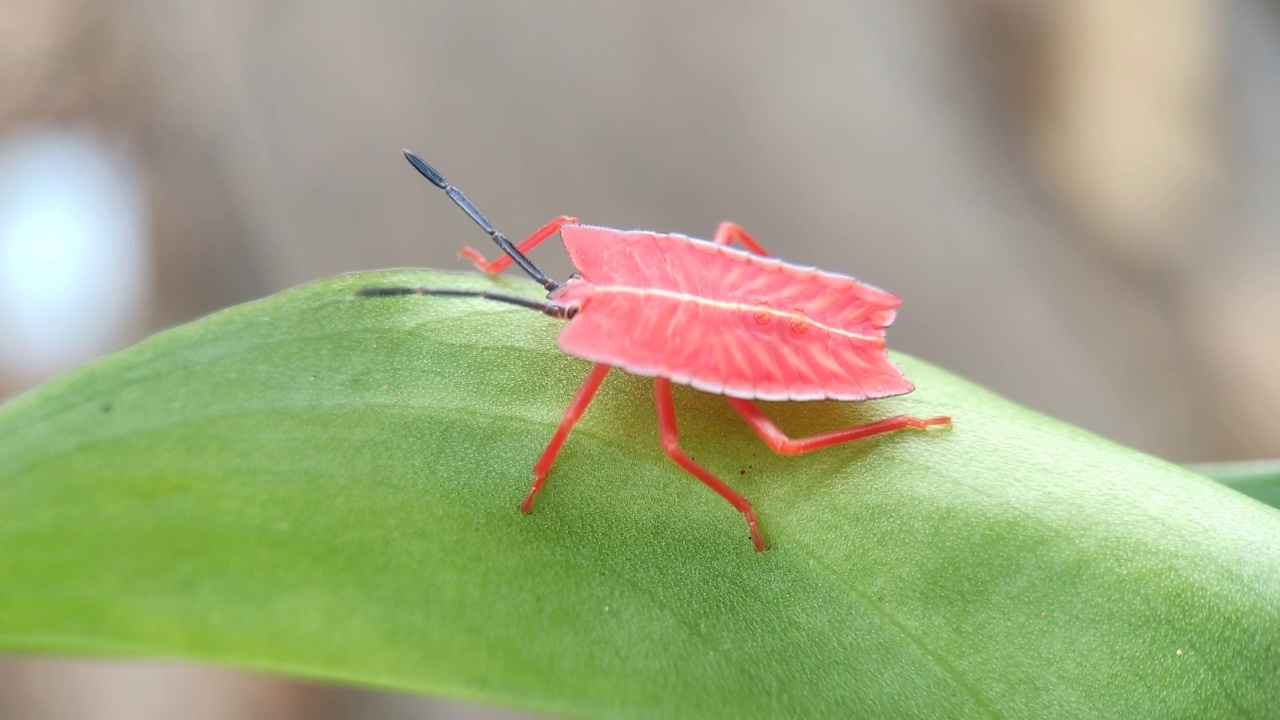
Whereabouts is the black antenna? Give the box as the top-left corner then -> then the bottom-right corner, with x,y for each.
403,150 -> 559,292
357,286 -> 575,319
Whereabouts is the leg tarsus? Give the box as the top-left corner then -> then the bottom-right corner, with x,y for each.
521,363 -> 611,512
712,221 -> 771,257
655,379 -> 766,552
463,215 -> 579,275
727,398 -> 951,456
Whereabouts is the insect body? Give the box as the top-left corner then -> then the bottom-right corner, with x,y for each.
361,150 -> 951,552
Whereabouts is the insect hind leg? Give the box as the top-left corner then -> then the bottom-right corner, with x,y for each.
712,222 -> 771,257
655,379 -> 765,552
726,398 -> 951,456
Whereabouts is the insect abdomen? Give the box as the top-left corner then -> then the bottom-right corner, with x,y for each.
555,226 -> 913,401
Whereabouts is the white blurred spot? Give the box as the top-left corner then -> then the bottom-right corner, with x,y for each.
0,127 -> 150,377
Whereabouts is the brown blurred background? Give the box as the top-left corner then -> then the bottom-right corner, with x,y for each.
0,0 -> 1276,717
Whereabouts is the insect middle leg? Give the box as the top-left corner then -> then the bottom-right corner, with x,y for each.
726,398 -> 951,456
461,215 -> 580,275
712,221 -> 771,257
523,362 -> 612,513
655,378 -> 766,552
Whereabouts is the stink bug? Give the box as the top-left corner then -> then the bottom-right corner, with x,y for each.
360,150 -> 951,552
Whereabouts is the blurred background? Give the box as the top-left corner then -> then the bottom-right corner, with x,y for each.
0,0 -> 1276,717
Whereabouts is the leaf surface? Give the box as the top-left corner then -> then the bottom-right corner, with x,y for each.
1195,461 -> 1280,510
2,271 -> 1278,718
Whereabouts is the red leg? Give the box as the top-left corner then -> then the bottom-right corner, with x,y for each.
726,398 -> 951,456
522,363 -> 611,513
712,221 -> 771,257
655,379 -> 766,552
461,215 -> 579,275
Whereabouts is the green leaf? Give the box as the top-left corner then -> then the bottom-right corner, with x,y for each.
1194,461 -> 1280,510
2,270 -> 1278,718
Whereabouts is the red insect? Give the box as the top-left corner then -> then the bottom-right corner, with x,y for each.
361,150 -> 951,552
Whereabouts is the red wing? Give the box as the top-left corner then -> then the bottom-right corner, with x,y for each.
556,225 -> 912,401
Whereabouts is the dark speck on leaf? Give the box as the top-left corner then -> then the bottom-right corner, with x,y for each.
100,403 -> 112,413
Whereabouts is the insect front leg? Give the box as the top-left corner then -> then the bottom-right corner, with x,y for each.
522,363 -> 612,513
654,379 -> 766,552
711,222 -> 771,257
461,215 -> 579,275
725,398 -> 951,456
